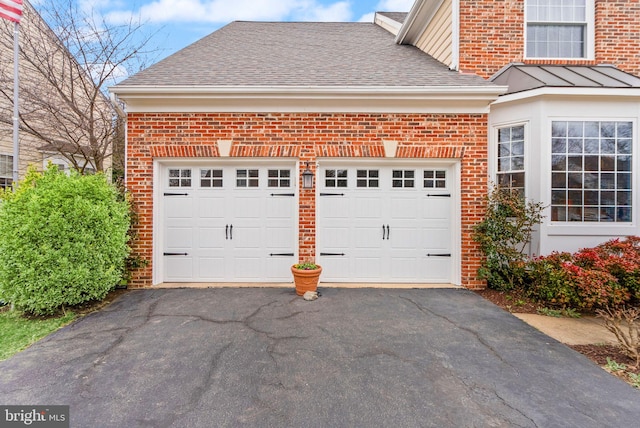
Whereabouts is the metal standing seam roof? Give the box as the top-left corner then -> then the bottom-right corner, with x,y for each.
491,64 -> 640,95
116,21 -> 495,89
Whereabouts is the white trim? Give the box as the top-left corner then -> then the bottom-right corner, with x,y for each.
451,0 -> 460,71
374,13 -> 403,36
492,87 -> 640,105
110,85 -> 507,114
489,119 -> 531,197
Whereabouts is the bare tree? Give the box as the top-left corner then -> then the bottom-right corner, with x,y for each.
0,0 -> 157,174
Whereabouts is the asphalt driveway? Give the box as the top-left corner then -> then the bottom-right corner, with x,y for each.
1,288 -> 639,427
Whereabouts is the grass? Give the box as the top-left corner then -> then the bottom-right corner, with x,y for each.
0,307 -> 77,361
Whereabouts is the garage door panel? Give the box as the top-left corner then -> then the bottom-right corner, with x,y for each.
354,196 -> 383,218
198,196 -> 226,218
197,227 -> 224,249
166,198 -> 193,218
166,227 -> 192,249
390,197 -> 419,219
389,227 -> 421,249
165,257 -> 193,281
390,258 -> 420,279
198,257 -> 225,280
266,226 -> 295,249
355,257 -> 384,279
354,226 -> 383,248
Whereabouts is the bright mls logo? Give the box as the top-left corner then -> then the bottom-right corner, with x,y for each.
0,406 -> 69,427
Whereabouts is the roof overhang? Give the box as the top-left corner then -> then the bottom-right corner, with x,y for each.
395,0 -> 441,45
492,86 -> 640,106
109,85 -> 508,114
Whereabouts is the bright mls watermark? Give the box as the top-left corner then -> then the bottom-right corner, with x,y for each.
0,406 -> 69,427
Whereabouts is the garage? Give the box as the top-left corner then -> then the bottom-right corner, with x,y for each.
317,162 -> 458,283
159,161 -> 298,282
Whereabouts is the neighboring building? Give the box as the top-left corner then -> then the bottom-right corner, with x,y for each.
0,1 -> 111,188
111,0 -> 640,288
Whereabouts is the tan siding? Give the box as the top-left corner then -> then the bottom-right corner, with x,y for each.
416,0 -> 453,66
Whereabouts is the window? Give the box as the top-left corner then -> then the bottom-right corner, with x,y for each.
0,154 -> 12,189
424,170 -> 447,189
392,170 -> 415,188
200,169 -> 223,188
526,0 -> 590,58
325,169 -> 347,188
168,168 -> 192,187
236,169 -> 259,188
356,170 -> 379,188
268,169 -> 291,188
551,121 -> 632,222
497,125 -> 525,195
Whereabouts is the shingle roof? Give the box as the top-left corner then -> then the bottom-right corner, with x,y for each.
118,21 -> 493,88
491,64 -> 640,95
376,12 -> 409,24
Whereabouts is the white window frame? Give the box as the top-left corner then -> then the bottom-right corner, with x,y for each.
524,0 -> 595,60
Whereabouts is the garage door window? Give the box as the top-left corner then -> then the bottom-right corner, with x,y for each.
325,169 -> 348,188
200,169 -> 223,188
357,170 -> 379,188
392,170 -> 415,188
268,169 -> 291,188
424,170 -> 446,188
237,169 -> 259,188
169,168 -> 192,187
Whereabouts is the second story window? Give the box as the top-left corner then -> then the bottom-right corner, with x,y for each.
526,0 -> 591,59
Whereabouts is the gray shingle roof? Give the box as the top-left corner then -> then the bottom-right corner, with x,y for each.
118,21 -> 493,88
491,64 -> 640,95
376,12 -> 409,24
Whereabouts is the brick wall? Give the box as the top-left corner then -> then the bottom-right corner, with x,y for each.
458,0 -> 640,79
126,112 -> 488,289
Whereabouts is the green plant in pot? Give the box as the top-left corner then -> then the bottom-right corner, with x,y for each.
291,262 -> 322,296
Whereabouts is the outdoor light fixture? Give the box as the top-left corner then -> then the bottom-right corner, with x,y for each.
302,162 -> 314,189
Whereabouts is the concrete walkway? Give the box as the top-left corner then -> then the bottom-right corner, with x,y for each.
514,313 -> 619,346
1,288 -> 638,427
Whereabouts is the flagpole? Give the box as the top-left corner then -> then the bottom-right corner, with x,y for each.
11,19 -> 19,185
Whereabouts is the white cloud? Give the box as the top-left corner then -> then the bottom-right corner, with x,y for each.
296,1 -> 351,21
104,0 -> 355,25
358,12 -> 375,23
374,0 -> 415,11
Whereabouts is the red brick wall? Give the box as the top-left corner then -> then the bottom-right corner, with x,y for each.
458,0 -> 640,78
126,112 -> 488,289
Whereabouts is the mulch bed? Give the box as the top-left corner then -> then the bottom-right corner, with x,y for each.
474,288 -> 640,383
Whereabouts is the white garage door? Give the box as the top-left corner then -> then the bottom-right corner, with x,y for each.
161,163 -> 297,282
317,163 -> 455,283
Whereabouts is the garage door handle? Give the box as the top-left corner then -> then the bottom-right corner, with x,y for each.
386,225 -> 390,240
229,224 -> 233,240
225,225 -> 233,240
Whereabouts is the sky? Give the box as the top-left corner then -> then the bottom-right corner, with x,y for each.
73,0 -> 417,62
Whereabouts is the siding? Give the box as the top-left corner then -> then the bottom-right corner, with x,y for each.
416,0 -> 453,68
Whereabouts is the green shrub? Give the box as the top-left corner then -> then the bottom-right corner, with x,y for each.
473,186 -> 545,290
0,166 -> 129,315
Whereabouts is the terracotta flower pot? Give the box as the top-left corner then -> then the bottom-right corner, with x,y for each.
291,265 -> 322,296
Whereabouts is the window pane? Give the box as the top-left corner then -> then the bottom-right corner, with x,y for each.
550,120 -> 633,223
